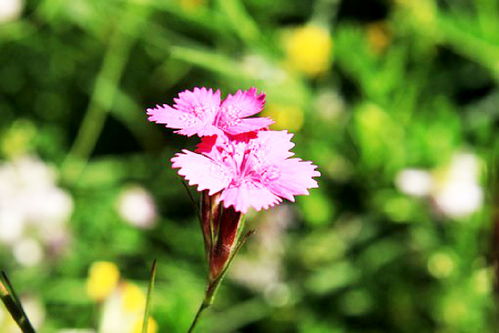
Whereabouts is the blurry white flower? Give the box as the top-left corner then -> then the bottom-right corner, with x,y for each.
433,153 -> 483,218
231,257 -> 281,292
395,169 -> 433,197
396,153 -> 483,218
0,155 -> 56,192
0,155 -> 73,263
241,54 -> 287,83
27,186 -> 73,226
44,227 -> 71,255
116,186 -> 157,229
0,0 -> 23,23
264,282 -> 291,307
443,153 -> 480,182
0,209 -> 25,244
13,237 -> 44,267
314,90 -> 345,121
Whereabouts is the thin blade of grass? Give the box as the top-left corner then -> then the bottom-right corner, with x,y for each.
1,271 -> 22,307
0,271 -> 36,333
142,259 -> 158,333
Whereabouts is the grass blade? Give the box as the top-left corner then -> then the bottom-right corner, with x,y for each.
142,259 -> 158,333
0,271 -> 36,333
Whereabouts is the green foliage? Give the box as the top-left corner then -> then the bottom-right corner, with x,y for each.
0,0 -> 498,332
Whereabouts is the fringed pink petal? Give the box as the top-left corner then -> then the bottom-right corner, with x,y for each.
220,87 -> 265,118
216,87 -> 268,135
147,87 -> 221,137
147,106 -> 206,137
220,181 -> 282,214
171,150 -> 232,195
146,105 -> 197,128
265,158 -> 320,201
221,117 -> 274,136
173,87 -> 221,118
249,131 -> 295,166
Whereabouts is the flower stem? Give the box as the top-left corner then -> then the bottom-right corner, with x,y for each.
187,281 -> 219,333
187,229 -> 254,332
187,302 -> 209,333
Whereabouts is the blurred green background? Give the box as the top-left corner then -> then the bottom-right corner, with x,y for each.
1,0 -> 499,332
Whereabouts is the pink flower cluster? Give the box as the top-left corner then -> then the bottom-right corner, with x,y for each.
147,87 -> 320,213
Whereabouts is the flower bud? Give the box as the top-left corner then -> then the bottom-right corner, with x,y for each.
200,191 -> 244,281
209,206 -> 242,281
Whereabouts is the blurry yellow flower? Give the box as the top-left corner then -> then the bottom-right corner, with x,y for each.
472,268 -> 492,295
1,119 -> 36,158
262,103 -> 304,132
122,282 -> 146,313
366,21 -> 391,54
441,295 -> 467,324
179,0 -> 205,11
394,0 -> 437,36
427,252 -> 454,279
86,261 -> 120,301
132,316 -> 158,333
282,24 -> 333,76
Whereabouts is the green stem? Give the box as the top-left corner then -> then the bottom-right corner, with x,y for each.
187,303 -> 207,333
187,281 -> 218,333
61,1 -> 150,183
187,230 -> 254,332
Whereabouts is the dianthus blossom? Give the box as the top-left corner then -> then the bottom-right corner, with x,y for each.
146,87 -> 320,331
146,87 -> 273,137
171,131 -> 320,213
147,86 -> 319,214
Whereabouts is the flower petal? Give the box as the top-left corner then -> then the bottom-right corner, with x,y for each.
221,117 -> 274,136
147,87 -> 221,137
171,150 -> 232,195
216,87 -> 268,135
248,131 -> 295,168
265,158 -> 320,201
173,87 -> 221,118
220,87 -> 265,118
146,105 -> 200,136
195,135 -> 218,154
220,181 -> 282,214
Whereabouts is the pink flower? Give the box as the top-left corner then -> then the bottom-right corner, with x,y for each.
146,87 -> 274,137
171,131 -> 320,213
